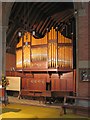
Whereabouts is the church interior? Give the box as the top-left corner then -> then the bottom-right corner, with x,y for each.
0,1 -> 90,119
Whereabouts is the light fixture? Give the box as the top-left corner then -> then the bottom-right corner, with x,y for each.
71,32 -> 73,35
32,30 -> 35,36
46,28 -> 49,31
56,26 -> 58,30
74,10 -> 78,15
18,31 -> 22,37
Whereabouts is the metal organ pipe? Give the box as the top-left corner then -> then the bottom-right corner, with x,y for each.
16,26 -> 73,70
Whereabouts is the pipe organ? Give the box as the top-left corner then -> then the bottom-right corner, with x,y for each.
16,27 -> 73,69
32,47 -> 47,62
48,42 -> 57,68
7,27 -> 75,99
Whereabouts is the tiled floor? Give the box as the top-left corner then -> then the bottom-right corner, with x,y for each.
8,96 -> 62,109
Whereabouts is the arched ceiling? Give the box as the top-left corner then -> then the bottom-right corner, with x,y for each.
6,2 -> 75,54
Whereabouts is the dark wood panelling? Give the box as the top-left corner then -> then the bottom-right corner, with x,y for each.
6,71 -> 74,92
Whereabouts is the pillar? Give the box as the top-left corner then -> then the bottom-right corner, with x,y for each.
0,26 -> 7,78
2,26 -> 7,76
0,2 -> 2,81
0,2 -> 13,80
0,1 -> 2,116
0,2 -> 8,80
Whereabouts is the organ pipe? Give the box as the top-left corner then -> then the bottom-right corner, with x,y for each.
16,27 -> 73,69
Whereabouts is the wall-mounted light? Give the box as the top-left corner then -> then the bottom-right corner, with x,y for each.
18,31 -> 22,37
56,26 -> 58,30
46,28 -> 49,31
32,30 -> 35,36
71,32 -> 73,35
74,10 -> 78,15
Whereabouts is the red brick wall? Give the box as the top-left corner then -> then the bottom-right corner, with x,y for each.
77,3 -> 90,97
78,82 -> 89,97
78,4 -> 88,60
6,53 -> 16,71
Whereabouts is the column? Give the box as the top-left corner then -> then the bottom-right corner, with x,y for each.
0,2 -> 2,81
0,2 -> 7,80
0,2 -> 2,116
2,26 -> 7,76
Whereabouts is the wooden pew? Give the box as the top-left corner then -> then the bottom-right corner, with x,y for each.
62,96 -> 90,116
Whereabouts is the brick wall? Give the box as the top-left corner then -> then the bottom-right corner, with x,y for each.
6,53 -> 16,71
77,3 -> 90,97
78,4 -> 88,61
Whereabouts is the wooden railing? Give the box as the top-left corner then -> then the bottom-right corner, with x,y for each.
62,96 -> 90,116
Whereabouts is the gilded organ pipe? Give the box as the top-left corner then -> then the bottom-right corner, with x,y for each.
16,27 -> 73,69
54,29 -> 55,40
51,27 -> 52,39
53,43 -> 55,67
54,43 -> 56,67
58,31 -> 59,43
52,43 -> 54,67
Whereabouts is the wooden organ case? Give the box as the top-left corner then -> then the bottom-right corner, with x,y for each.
6,27 -> 76,101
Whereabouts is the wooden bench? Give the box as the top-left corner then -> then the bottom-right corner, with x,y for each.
62,103 -> 90,114
62,96 -> 90,115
